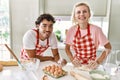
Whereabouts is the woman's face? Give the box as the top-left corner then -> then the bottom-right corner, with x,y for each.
74,5 -> 90,24
39,19 -> 53,39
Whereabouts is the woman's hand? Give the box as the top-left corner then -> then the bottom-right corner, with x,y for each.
87,60 -> 99,69
72,58 -> 82,67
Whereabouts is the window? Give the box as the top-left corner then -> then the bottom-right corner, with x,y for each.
0,0 -> 10,60
53,16 -> 109,49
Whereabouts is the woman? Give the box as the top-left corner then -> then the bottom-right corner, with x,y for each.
65,2 -> 111,69
20,13 -> 60,62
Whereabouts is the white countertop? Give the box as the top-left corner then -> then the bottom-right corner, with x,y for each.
0,61 -> 120,80
0,61 -> 90,80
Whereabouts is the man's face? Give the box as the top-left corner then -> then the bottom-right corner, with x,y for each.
39,19 -> 53,39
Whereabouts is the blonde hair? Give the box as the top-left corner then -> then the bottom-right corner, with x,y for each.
71,2 -> 91,24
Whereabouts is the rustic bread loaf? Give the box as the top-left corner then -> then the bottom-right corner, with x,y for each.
0,60 -> 18,66
0,64 -> 3,72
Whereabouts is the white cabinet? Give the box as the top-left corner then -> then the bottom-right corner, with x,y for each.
42,0 -> 108,16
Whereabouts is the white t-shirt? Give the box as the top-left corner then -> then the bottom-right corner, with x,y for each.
23,29 -> 58,49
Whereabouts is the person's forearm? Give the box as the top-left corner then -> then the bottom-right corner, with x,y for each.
96,49 -> 111,64
54,53 -> 60,62
65,49 -> 74,61
96,42 -> 111,64
51,49 -> 60,62
35,55 -> 54,62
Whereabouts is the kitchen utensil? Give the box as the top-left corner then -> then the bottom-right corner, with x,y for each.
4,44 -> 26,70
4,44 -> 39,80
70,71 -> 89,80
21,58 -> 40,71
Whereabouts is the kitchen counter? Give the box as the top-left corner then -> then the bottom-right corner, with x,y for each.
0,61 -> 120,80
0,61 -> 90,80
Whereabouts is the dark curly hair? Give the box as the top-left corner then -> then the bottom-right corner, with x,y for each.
35,13 -> 55,25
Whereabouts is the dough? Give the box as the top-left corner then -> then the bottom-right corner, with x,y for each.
77,65 -> 91,71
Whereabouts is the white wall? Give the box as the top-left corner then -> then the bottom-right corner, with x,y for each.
10,0 -> 39,57
43,0 -> 108,16
109,0 -> 120,49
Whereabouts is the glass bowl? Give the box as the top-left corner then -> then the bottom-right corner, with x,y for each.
89,70 -> 110,80
21,58 -> 40,71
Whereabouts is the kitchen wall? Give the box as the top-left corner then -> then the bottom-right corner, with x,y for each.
10,0 -> 120,59
10,0 -> 39,57
109,0 -> 120,49
41,0 -> 108,16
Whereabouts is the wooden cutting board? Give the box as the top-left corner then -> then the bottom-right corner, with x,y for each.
0,60 -> 18,66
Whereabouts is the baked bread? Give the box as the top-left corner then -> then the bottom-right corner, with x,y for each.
0,60 -> 18,66
0,64 -> 3,72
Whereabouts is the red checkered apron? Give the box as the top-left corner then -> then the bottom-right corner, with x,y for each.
20,29 -> 49,60
73,24 -> 96,64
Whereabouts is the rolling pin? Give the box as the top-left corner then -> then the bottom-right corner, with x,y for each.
70,71 -> 89,80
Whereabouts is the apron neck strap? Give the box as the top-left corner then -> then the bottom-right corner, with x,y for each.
75,24 -> 90,37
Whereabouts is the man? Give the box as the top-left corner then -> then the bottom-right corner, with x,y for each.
21,13 -> 60,62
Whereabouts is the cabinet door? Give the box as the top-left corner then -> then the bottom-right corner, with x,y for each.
43,0 -> 108,16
